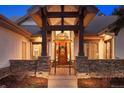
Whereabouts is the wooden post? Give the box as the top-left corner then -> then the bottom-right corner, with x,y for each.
61,5 -> 64,33
41,8 -> 47,56
78,8 -> 85,56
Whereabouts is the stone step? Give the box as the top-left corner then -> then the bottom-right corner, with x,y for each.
48,75 -> 77,80
50,67 -> 75,75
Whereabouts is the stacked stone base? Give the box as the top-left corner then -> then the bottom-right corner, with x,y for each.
1,57 -> 124,81
9,56 -> 50,78
0,67 -> 10,80
76,56 -> 124,78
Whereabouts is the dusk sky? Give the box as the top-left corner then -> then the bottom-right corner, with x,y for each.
0,5 -> 119,18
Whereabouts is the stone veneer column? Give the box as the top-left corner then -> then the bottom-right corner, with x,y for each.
38,8 -> 50,73
76,7 -> 87,73
76,55 -> 88,73
0,67 -> 10,79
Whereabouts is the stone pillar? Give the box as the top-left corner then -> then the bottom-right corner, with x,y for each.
76,56 -> 88,72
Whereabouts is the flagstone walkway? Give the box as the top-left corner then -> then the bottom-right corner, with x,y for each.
48,75 -> 77,88
48,67 -> 77,88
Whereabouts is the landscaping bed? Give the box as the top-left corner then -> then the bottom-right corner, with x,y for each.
110,78 -> 124,88
0,75 -> 48,88
78,78 -> 111,88
78,78 -> 124,88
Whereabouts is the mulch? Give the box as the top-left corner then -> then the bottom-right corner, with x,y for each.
0,75 -> 48,88
78,78 -> 124,88
78,78 -> 111,88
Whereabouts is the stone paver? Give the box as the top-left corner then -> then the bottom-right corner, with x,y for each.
50,67 -> 75,75
48,75 -> 77,88
48,67 -> 77,88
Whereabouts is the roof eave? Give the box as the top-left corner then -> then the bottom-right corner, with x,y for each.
0,15 -> 32,38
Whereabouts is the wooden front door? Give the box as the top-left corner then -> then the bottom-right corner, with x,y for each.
58,42 -> 67,65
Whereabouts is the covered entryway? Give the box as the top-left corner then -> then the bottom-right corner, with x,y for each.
28,5 -> 98,75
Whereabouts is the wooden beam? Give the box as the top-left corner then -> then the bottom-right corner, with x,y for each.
61,5 -> 64,32
41,8 -> 47,56
78,7 -> 85,56
46,25 -> 79,31
46,12 -> 80,18
32,42 -> 42,44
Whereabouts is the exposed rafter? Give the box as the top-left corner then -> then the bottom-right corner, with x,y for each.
28,5 -> 99,31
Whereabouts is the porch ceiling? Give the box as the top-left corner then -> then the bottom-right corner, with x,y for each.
28,5 -> 98,29
48,18 -> 77,25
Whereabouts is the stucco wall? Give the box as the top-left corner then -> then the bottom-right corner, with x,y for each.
0,26 -> 31,68
98,39 -> 105,59
115,28 -> 124,59
74,35 -> 79,57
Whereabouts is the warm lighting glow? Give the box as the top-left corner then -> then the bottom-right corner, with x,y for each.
104,34 -> 112,41
101,34 -> 112,41
33,44 -> 41,59
32,37 -> 42,42
56,32 -> 69,40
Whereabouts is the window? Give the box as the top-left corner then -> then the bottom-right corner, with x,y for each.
105,40 -> 112,59
84,41 -> 99,59
32,43 -> 41,59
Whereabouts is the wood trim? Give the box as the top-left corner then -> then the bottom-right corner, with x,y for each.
32,42 -> 42,44
84,40 -> 99,43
